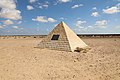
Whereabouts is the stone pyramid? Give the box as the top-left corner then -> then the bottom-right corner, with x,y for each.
37,21 -> 88,52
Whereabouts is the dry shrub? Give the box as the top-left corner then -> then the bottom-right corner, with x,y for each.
23,37 -> 26,38
75,47 -> 84,52
34,37 -> 36,38
75,47 -> 91,53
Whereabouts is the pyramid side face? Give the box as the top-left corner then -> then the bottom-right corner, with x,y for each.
37,23 -> 72,52
62,22 -> 88,52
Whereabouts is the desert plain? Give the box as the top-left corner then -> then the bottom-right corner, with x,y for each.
0,36 -> 120,80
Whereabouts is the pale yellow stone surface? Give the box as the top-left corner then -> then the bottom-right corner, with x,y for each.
37,21 -> 88,52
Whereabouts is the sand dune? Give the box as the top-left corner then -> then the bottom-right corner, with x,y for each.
0,38 -> 120,80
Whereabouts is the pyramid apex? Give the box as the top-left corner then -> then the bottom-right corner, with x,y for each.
59,21 -> 67,27
60,21 -> 65,24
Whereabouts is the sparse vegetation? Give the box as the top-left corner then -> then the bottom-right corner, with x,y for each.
74,47 -> 91,53
23,37 -> 26,38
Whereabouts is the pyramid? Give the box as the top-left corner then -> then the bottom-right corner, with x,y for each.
37,21 -> 88,52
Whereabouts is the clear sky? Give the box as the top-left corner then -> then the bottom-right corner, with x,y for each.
0,0 -> 120,35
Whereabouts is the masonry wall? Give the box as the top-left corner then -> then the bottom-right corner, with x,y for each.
37,23 -> 72,52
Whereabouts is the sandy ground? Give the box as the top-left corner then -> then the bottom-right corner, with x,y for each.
0,37 -> 120,80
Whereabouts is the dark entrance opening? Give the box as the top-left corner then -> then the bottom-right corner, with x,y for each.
51,35 -> 60,40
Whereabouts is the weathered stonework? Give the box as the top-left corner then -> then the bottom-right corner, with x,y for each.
37,21 -> 88,52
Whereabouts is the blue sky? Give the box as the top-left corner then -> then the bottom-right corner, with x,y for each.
0,0 -> 120,35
